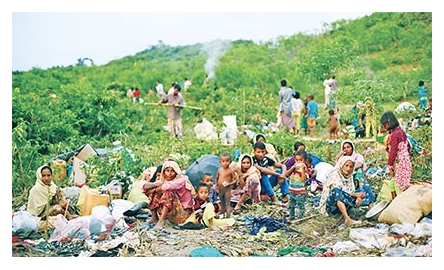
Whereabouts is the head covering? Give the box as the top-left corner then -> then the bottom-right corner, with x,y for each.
161,160 -> 195,195
340,139 -> 366,171
238,154 -> 261,179
139,166 -> 157,181
161,160 -> 182,181
334,155 -> 356,178
26,165 -> 58,216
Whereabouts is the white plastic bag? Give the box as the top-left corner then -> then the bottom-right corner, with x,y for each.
12,211 -> 39,232
194,118 -> 218,140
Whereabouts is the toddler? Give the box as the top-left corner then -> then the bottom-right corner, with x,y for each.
216,153 -> 237,218
285,150 -> 307,220
201,172 -> 221,214
323,109 -> 339,140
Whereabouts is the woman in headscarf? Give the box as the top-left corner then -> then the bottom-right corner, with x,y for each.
318,156 -> 366,225
142,160 -> 194,231
252,134 -> 280,163
230,154 -> 262,214
335,139 -> 375,206
27,165 -> 76,220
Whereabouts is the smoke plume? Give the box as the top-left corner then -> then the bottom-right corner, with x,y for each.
202,39 -> 230,79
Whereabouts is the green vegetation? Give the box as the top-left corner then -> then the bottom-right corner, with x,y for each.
12,12 -> 432,207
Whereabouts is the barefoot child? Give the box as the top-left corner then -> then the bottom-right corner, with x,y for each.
216,153 -> 237,218
323,109 -> 339,140
193,183 -> 235,231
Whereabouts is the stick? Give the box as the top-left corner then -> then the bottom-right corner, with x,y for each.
144,102 -> 202,110
64,200 -> 70,218
291,214 -> 321,224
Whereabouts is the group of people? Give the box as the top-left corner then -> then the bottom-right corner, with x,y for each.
279,79 -> 321,136
26,107 -> 412,232
126,87 -> 142,103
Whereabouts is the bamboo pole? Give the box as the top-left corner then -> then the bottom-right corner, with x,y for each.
290,214 -> 321,224
144,102 -> 202,110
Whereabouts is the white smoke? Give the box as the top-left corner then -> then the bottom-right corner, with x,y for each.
202,39 -> 230,79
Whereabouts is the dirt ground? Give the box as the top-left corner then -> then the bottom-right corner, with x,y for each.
12,199 -> 387,257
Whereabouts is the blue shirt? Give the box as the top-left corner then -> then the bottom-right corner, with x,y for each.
307,100 -> 318,119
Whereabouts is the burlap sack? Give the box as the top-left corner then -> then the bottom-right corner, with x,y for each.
378,182 -> 432,224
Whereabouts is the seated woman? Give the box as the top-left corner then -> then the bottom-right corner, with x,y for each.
142,160 -> 194,231
27,165 -> 78,221
318,156 -> 369,226
335,139 -> 375,207
230,154 -> 261,214
253,134 -> 280,163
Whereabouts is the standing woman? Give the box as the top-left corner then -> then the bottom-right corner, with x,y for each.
142,160 -> 194,231
380,112 -> 411,198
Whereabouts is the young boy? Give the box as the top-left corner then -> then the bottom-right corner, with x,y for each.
285,150 -> 307,220
216,153 -> 237,218
252,141 -> 289,206
201,172 -> 221,215
306,94 -> 318,136
193,183 -> 235,231
323,109 -> 339,140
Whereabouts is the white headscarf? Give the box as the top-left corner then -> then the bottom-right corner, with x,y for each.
27,165 -> 58,216
318,156 -> 356,215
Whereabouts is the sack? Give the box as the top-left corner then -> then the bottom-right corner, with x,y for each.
378,182 -> 432,224
127,178 -> 149,204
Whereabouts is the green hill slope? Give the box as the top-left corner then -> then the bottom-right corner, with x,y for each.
12,12 -> 432,200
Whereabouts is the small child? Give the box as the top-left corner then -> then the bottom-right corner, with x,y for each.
201,172 -> 221,215
301,97 -> 308,134
192,183 -> 235,231
323,109 -> 339,140
285,150 -> 307,220
304,156 -> 322,193
216,153 -> 237,218
306,94 -> 319,136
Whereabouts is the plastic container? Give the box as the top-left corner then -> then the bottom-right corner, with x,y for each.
51,159 -> 67,182
365,200 -> 389,220
81,187 -> 110,216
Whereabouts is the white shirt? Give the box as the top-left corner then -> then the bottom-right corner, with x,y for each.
184,80 -> 192,90
291,98 -> 303,113
156,83 -> 164,96
323,79 -> 331,94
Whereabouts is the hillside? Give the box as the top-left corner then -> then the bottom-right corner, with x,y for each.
12,12 -> 432,202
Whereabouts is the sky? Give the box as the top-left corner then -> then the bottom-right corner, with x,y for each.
12,12 -> 371,71
8,0 -> 440,72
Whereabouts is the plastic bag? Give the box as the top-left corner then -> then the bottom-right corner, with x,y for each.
12,211 -> 39,232
194,118 -> 218,141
